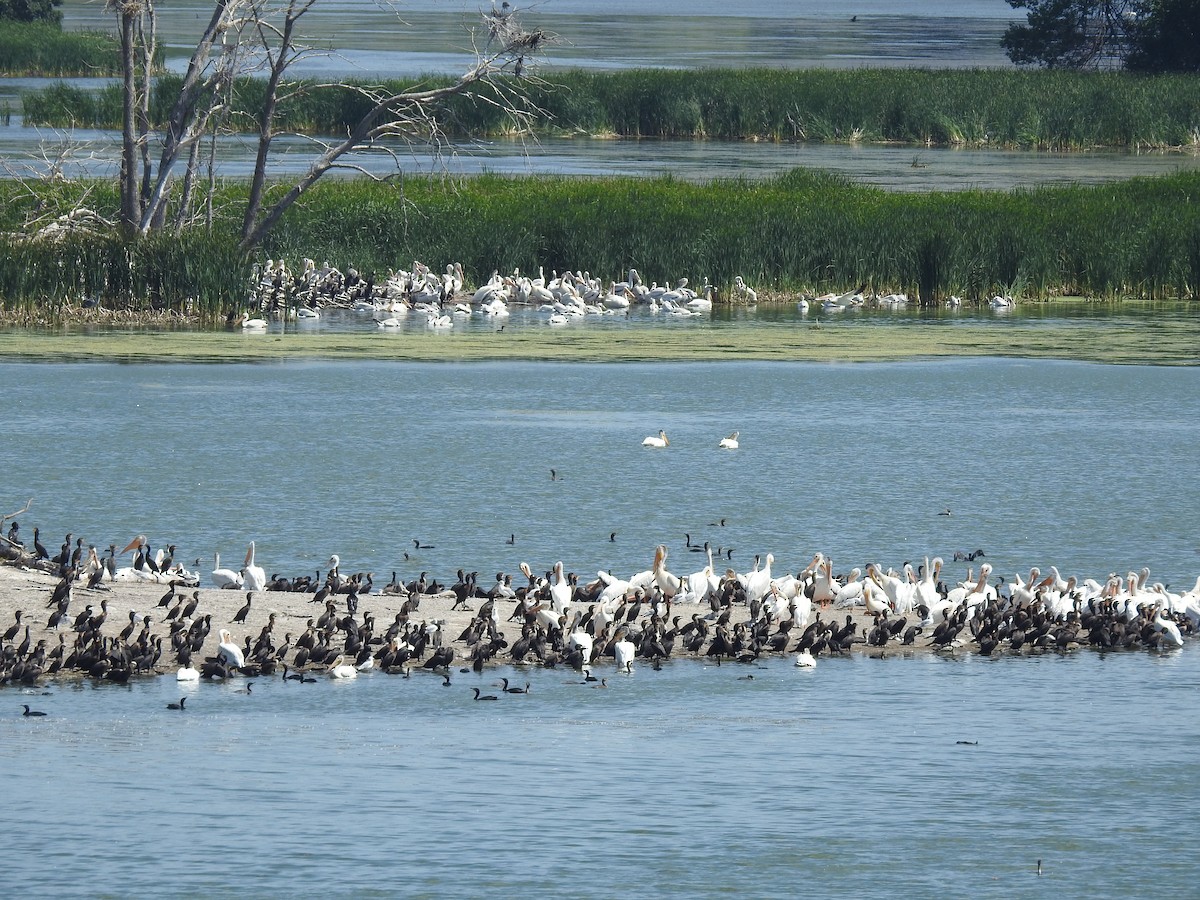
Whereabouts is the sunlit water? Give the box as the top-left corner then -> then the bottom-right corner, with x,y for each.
2,355 -> 1199,896
2,121 -> 1196,188
2,645 -> 1198,897
5,3 -> 1193,188
59,0 -> 1016,74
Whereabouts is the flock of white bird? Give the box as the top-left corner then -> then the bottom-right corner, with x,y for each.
245,258 -> 1020,331
359,265 -> 733,330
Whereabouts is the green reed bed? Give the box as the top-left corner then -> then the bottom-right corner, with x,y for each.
2,170 -> 1199,318
262,170 -> 1200,301
20,68 -> 1200,149
0,22 -> 122,78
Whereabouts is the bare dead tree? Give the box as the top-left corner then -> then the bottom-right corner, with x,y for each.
103,0 -> 552,249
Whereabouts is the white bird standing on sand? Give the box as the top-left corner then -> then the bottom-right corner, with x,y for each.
642,430 -> 669,448
212,552 -> 244,590
718,431 -> 739,450
217,628 -> 245,669
242,541 -> 266,592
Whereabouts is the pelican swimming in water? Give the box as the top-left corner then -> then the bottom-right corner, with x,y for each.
242,541 -> 266,592
642,430 -> 669,448
718,431 -> 740,450
217,628 -> 246,669
328,654 -> 357,678
176,662 -> 200,681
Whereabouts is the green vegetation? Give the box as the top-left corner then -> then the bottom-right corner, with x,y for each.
0,0 -> 62,27
0,21 -> 121,76
1,317 -> 1197,366
20,68 -> 1200,149
2,170 -> 1199,319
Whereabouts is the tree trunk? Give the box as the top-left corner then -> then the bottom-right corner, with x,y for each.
117,6 -> 140,235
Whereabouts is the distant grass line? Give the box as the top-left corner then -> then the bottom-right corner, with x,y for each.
0,23 -> 122,77
19,68 -> 1200,149
1,319 -> 1197,366
1,169 -> 1199,318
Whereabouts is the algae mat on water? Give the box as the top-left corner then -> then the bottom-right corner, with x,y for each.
0,321 -> 1196,365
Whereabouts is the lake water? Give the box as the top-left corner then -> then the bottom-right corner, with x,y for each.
2,356 -> 1198,895
59,0 -> 1016,74
2,120 -> 1196,189
6,2 -> 1194,188
3,647 -> 1198,898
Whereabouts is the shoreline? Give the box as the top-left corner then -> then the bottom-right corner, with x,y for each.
2,547 -> 1195,688
1,313 -> 1198,366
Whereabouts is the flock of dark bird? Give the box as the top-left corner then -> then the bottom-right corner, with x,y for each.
3,517 -> 1198,717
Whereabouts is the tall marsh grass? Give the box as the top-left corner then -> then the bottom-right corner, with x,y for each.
2,170 -> 1198,315
0,23 -> 122,77
21,68 -> 1200,150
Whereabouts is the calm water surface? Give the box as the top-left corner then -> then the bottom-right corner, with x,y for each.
3,649 -> 1198,898
2,357 -> 1199,896
2,122 -> 1195,188
6,2 -> 1190,188
60,0 -> 1016,74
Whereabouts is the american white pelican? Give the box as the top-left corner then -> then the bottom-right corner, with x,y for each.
242,541 -> 266,592
297,306 -> 320,321
742,552 -> 774,606
549,561 -> 572,614
567,629 -> 594,667
328,654 -> 357,678
718,431 -> 740,450
653,545 -> 681,598
211,552 -> 243,590
642,430 -> 669,448
685,546 -> 718,607
241,313 -> 268,330
733,275 -> 757,304
217,629 -> 246,669
176,664 -> 200,681
794,649 -> 816,668
614,635 -> 636,673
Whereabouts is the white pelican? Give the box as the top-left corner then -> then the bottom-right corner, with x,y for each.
567,629 -> 594,667
328,654 -> 357,678
211,552 -> 243,590
742,552 -> 774,606
613,635 -> 636,673
241,313 -> 268,330
217,629 -> 245,669
176,663 -> 200,681
685,546 -> 718,607
718,431 -> 740,450
653,545 -> 681,598
242,541 -> 266,592
297,306 -> 320,321
794,649 -> 816,668
642,430 -> 669,448
549,561 -> 572,614
733,275 -> 757,304
1153,606 -> 1183,648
